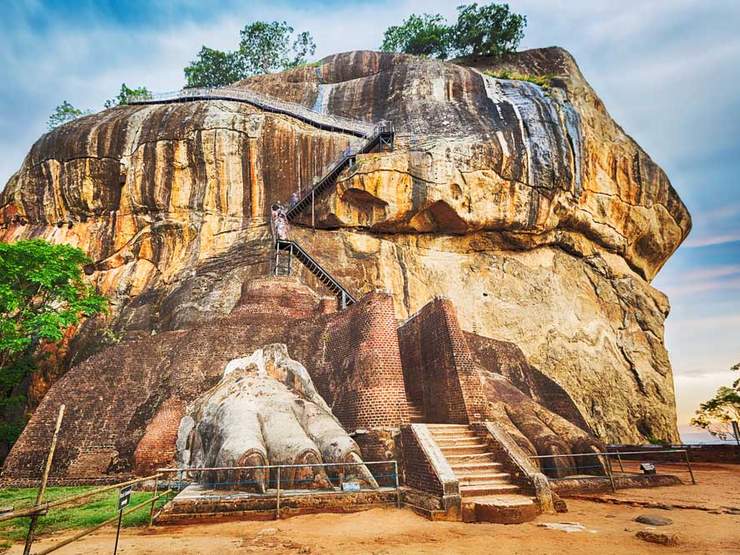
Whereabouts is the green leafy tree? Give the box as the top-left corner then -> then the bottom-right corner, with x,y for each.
184,21 -> 316,88
184,46 -> 246,88
238,21 -> 316,74
47,101 -> 91,130
104,83 -> 152,108
451,3 -> 527,58
690,363 -> 740,444
380,13 -> 452,59
0,240 -> 107,451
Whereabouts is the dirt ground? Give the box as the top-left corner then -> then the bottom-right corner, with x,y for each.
8,463 -> 740,554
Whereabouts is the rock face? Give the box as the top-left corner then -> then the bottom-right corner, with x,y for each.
0,47 -> 689,444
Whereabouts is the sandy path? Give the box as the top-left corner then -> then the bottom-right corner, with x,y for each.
8,463 -> 739,554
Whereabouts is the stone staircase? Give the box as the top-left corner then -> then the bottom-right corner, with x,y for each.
426,424 -> 540,523
406,401 -> 425,424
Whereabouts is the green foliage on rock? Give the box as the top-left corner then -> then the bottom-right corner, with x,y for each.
380,3 -> 526,61
0,240 -> 107,449
381,13 -> 452,59
104,83 -> 152,108
451,3 -> 526,58
691,364 -> 740,442
184,20 -> 316,88
484,69 -> 554,89
184,46 -> 246,88
46,101 -> 91,130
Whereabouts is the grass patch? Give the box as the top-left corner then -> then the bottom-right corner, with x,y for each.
0,486 -> 172,546
484,69 -> 555,90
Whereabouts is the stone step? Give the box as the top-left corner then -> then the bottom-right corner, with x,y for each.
445,453 -> 497,464
460,483 -> 521,497
462,494 -> 540,524
456,472 -> 511,485
438,445 -> 491,456
450,462 -> 504,474
426,424 -> 470,430
434,438 -> 487,448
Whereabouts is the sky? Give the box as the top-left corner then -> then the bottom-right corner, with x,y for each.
1,0 -> 738,441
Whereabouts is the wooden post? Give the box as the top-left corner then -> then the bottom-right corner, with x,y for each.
24,404 -> 65,555
149,476 -> 159,527
605,454 -> 616,493
616,451 -> 624,473
683,450 -> 696,485
394,461 -> 401,509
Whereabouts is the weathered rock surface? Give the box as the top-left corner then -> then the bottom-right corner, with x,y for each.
179,344 -> 377,490
0,47 -> 689,443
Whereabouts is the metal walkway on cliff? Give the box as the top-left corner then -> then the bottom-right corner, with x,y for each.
285,121 -> 394,223
129,86 -> 375,138
273,239 -> 357,309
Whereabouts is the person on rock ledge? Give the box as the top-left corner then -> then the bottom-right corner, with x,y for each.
271,203 -> 290,241
289,191 -> 299,208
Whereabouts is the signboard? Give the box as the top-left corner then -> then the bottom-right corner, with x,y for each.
118,485 -> 133,511
640,462 -> 656,475
341,481 -> 361,492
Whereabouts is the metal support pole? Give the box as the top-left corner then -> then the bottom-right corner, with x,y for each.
275,467 -> 281,520
24,404 -> 65,555
394,461 -> 401,509
683,450 -> 696,485
616,451 -> 624,473
113,508 -> 123,555
311,190 -> 315,229
605,454 -> 616,493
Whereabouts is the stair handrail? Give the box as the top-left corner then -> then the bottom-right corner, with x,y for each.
286,121 -> 395,221
129,86 -> 375,138
276,239 -> 357,305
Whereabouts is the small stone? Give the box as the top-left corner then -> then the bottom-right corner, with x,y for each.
634,514 -> 673,526
258,527 -> 278,536
636,530 -> 679,546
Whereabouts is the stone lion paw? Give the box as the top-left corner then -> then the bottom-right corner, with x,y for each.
481,372 -> 605,478
176,344 -> 378,491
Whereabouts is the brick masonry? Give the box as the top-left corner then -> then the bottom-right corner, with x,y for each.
397,297 -> 486,424
1,280 -> 410,481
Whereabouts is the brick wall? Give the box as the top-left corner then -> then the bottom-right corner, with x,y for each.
2,283 -> 409,481
399,426 -> 443,496
133,397 -> 185,474
317,292 -> 410,430
397,298 -> 486,423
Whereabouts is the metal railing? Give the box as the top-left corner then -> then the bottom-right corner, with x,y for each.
156,460 -> 400,519
529,448 -> 696,492
0,474 -> 172,555
130,86 -> 376,138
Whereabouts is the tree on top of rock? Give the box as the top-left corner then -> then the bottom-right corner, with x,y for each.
381,13 -> 452,59
46,101 -> 91,130
184,21 -> 316,88
380,3 -> 526,60
104,83 -> 152,108
451,3 -> 527,58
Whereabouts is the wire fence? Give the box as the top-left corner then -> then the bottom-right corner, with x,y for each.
156,460 -> 401,519
0,474 -> 172,555
529,448 -> 697,492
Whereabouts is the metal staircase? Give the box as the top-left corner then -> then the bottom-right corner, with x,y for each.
273,239 -> 357,309
285,122 -> 394,222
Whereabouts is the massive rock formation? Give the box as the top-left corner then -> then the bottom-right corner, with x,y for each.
0,47 -> 690,445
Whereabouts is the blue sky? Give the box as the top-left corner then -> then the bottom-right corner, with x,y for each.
2,0 -> 739,440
